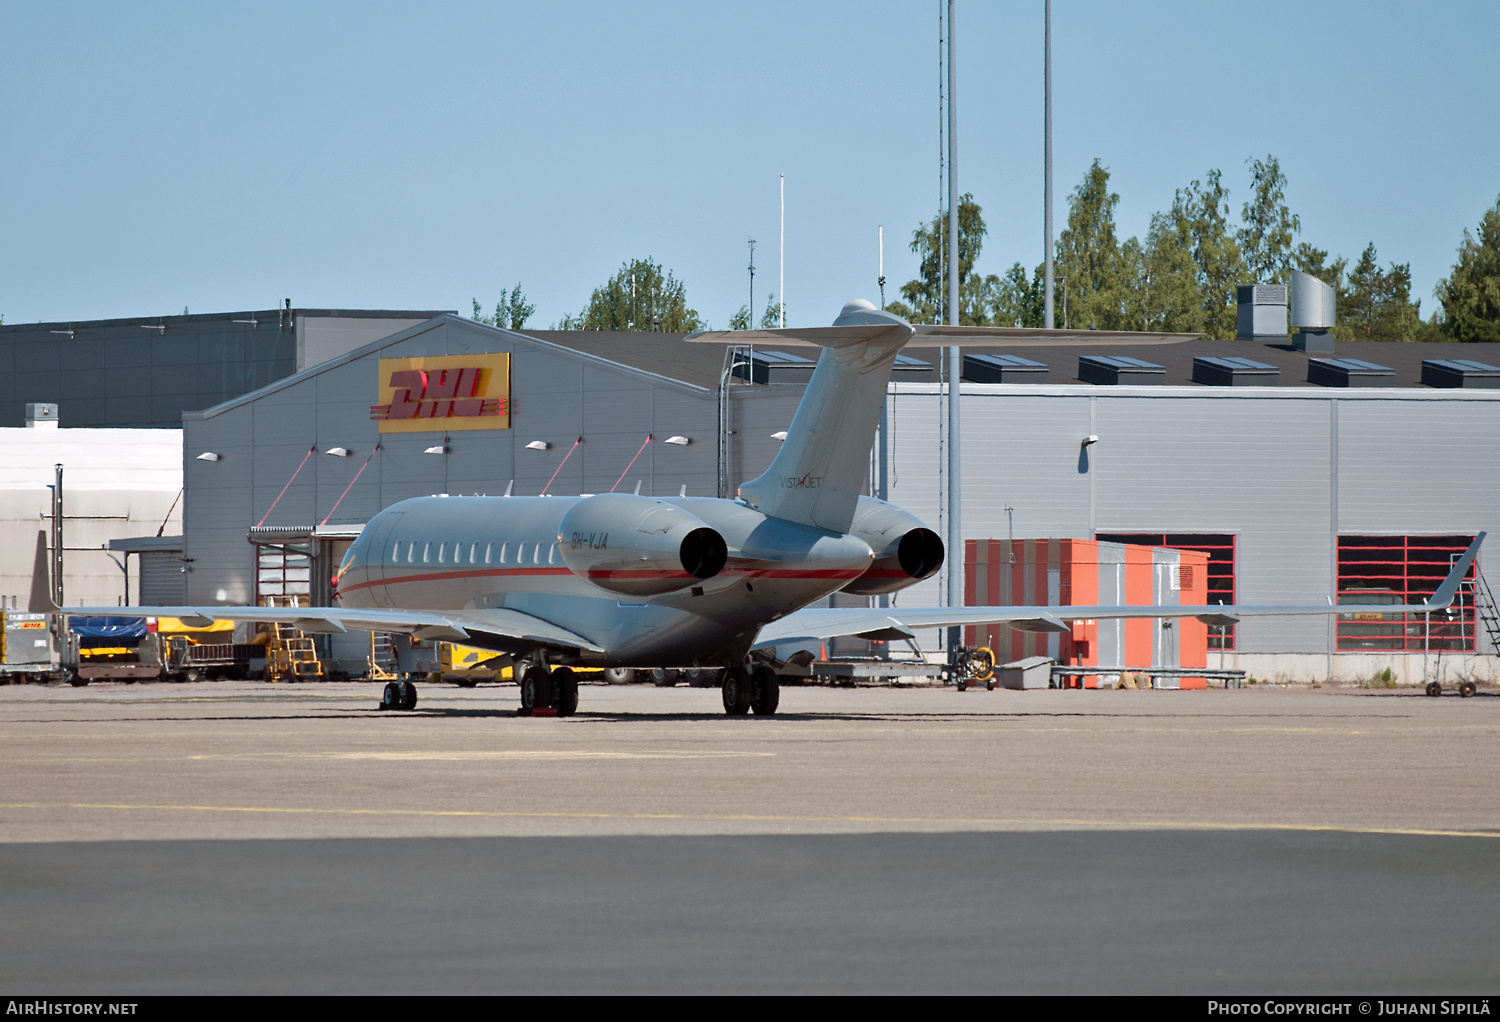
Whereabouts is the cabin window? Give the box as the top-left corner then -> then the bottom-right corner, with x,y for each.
407,543 -> 416,563
422,542 -> 431,564
485,542 -> 493,564
438,542 -> 447,564
548,543 -> 557,564
499,543 -> 507,564
391,542 -> 400,562
533,543 -> 540,565
469,543 -> 477,564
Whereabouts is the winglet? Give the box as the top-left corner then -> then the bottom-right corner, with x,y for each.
28,531 -> 59,614
1422,532 -> 1485,611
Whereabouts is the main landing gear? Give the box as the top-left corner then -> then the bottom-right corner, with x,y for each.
722,664 -> 780,716
379,678 -> 419,711
520,664 -> 578,717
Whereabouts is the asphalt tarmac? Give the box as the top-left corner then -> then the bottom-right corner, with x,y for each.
1,680 -> 1496,993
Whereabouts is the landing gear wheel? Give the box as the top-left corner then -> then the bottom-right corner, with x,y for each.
520,666 -> 553,713
751,666 -> 780,716
380,681 -> 401,710
1460,681 -> 1477,698
553,667 -> 579,716
722,666 -> 752,716
603,667 -> 635,685
1426,682 -> 1443,698
650,668 -> 678,687
400,680 -> 418,711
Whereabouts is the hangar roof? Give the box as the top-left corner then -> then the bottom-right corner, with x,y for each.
541,329 -> 1500,389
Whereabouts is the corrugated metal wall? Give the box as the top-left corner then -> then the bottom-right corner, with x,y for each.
887,383 -> 1500,656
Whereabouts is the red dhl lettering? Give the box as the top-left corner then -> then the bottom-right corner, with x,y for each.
370,367 -> 507,421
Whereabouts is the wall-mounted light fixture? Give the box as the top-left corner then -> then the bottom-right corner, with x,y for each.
664,436 -> 691,446
196,452 -> 221,462
423,445 -> 447,455
325,447 -> 350,457
525,440 -> 551,451
770,431 -> 788,442
1081,435 -> 1099,447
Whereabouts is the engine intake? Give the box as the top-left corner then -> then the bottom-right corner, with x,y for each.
558,493 -> 727,596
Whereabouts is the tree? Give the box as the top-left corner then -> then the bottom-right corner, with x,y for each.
1345,243 -> 1422,342
571,258 -> 702,332
985,263 -> 1045,328
727,293 -> 783,330
471,283 -> 536,330
887,193 -> 989,325
1123,210 -> 1203,333
1237,155 -> 1301,283
1162,169 -> 1245,340
1055,160 -> 1130,330
1437,194 -> 1500,343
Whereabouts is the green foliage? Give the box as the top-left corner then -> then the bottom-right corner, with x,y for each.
727,293 -> 783,331
1237,155 -> 1301,284
988,263 -> 1047,328
1124,210 -> 1204,333
895,194 -> 989,325
1437,194 -> 1500,343
1055,160 -> 1130,330
1172,170 -> 1246,340
1345,243 -> 1422,342
471,283 -> 536,331
571,258 -> 702,332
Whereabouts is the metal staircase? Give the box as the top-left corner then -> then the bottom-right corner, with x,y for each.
260,595 -> 325,683
1469,564 -> 1500,656
367,632 -> 398,681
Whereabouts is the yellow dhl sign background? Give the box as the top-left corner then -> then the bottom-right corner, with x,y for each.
371,353 -> 511,434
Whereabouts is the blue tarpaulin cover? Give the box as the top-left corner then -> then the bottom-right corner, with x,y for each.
70,616 -> 148,647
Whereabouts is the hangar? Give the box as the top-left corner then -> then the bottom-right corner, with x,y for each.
166,311 -> 1500,683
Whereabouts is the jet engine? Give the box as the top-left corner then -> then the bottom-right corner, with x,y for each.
839,496 -> 945,596
557,493 -> 728,597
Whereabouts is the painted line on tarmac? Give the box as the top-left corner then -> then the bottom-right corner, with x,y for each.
1,801 -> 1496,840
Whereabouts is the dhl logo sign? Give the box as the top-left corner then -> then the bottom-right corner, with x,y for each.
371,353 -> 511,433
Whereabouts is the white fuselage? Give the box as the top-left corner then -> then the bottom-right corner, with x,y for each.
333,493 -> 880,667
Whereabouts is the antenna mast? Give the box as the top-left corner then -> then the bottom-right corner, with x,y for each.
747,238 -> 756,328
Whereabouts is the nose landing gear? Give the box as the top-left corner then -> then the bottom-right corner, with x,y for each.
379,678 -> 418,711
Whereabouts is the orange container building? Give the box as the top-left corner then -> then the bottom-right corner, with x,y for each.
964,538 -> 1209,689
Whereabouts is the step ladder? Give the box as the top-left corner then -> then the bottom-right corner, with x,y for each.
368,632 -> 398,681
1470,565 -> 1500,655
260,595 -> 325,683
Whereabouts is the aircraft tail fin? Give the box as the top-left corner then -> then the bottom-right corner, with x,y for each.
732,300 -> 912,533
1423,532 -> 1485,610
29,531 -> 59,614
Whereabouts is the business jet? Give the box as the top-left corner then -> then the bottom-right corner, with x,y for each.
32,300 -> 1482,716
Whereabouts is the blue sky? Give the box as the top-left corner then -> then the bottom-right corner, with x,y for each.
2,1 -> 1496,328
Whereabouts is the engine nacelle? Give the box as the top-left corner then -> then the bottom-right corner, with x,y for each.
839,496 -> 945,596
557,493 -> 728,596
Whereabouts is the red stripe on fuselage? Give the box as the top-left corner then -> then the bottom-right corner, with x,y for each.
338,564 -> 864,594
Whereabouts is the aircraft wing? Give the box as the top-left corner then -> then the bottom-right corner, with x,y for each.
754,534 -> 1484,648
26,534 -> 601,652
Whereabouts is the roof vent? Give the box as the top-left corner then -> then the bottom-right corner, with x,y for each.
1236,284 -> 1288,341
24,403 -> 58,428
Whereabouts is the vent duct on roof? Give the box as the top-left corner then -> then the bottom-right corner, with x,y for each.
1236,284 -> 1288,342
1290,271 -> 1337,354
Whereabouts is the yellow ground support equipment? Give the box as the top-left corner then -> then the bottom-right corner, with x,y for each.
260,596 -> 324,683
